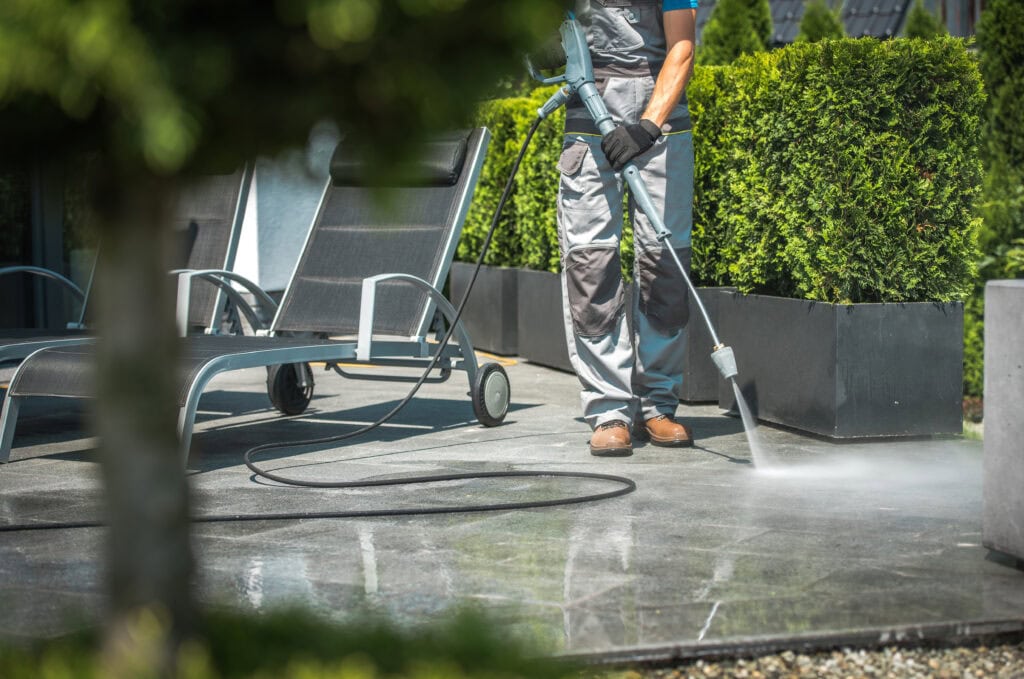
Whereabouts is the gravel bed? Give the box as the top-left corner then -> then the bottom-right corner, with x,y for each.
609,640 -> 1024,678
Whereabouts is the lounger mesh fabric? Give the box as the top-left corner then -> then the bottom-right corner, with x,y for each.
273,130 -> 479,337
0,331 -> 88,365
174,170 -> 247,328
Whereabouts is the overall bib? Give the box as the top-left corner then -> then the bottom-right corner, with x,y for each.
558,0 -> 694,428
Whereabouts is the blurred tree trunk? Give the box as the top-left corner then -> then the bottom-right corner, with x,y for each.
90,171 -> 194,667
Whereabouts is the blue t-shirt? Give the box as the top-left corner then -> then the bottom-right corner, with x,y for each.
663,0 -> 699,9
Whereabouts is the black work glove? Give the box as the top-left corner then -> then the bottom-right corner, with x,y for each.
600,119 -> 662,171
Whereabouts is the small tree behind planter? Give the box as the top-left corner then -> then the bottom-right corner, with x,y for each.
904,0 -> 947,39
745,0 -> 775,48
698,0 -> 766,66
796,0 -> 845,42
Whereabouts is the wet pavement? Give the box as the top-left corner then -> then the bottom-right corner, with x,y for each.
1,357 -> 1022,660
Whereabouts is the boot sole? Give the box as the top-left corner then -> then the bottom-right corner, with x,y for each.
637,429 -> 695,447
590,445 -> 633,457
647,436 -> 694,448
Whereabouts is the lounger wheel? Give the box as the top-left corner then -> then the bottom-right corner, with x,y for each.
471,362 -> 509,427
267,363 -> 314,416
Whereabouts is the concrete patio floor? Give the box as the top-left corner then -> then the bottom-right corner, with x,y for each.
1,356 -> 1022,662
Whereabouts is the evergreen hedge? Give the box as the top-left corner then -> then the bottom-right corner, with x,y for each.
459,87 -> 562,272
461,37 -> 983,306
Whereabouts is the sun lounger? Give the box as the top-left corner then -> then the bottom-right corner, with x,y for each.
0,128 -> 508,464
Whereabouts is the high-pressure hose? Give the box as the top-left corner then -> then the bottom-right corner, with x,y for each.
0,116 -> 637,534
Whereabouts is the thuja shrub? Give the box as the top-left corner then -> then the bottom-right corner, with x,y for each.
459,87 -> 564,272
513,86 -> 564,273
689,58 -> 783,289
696,38 -> 983,303
457,96 -> 532,268
462,37 -> 982,305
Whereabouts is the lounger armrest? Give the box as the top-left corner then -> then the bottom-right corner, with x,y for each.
173,269 -> 279,336
357,273 -> 476,373
0,266 -> 86,304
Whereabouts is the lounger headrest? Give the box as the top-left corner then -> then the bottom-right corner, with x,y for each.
329,131 -> 469,187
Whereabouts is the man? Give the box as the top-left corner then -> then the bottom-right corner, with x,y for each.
557,0 -> 698,456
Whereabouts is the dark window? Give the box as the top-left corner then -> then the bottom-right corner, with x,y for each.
0,163 -> 33,327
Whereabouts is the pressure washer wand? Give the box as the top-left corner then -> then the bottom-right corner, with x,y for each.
528,15 -> 738,381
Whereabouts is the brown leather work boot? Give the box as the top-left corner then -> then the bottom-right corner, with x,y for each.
589,420 -> 632,457
642,414 -> 694,447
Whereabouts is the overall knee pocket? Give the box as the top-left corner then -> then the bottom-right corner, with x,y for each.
638,245 -> 691,334
565,245 -> 625,337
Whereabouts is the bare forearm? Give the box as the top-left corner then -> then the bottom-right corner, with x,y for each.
643,40 -> 694,126
642,8 -> 697,127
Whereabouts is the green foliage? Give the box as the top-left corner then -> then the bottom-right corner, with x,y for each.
458,96 -> 532,267
963,0 -> 1024,397
687,63 -> 770,287
796,0 -> 845,42
903,0 -> 947,40
459,87 -> 563,271
976,0 -> 1024,124
0,609 -> 576,679
0,0 -> 566,179
463,38 -> 983,306
962,289 -> 984,398
694,38 -> 983,303
976,0 -> 1024,249
1004,240 -> 1024,278
744,0 -> 775,48
514,87 -> 565,273
697,0 -> 766,66
978,163 -> 1024,255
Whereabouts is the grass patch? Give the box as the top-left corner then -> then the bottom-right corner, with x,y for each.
0,608 -> 579,679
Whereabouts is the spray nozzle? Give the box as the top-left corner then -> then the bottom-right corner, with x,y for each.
711,345 -> 738,381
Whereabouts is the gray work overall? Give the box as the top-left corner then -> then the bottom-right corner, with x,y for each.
558,0 -> 694,428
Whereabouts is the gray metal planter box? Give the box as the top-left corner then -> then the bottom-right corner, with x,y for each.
983,280 -> 1024,562
716,293 -> 964,438
517,268 -> 572,372
449,262 -> 519,356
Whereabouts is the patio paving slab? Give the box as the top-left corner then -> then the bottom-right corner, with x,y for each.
1,357 -> 1022,659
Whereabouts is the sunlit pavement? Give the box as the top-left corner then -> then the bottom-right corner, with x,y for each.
1,358 -> 1022,661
